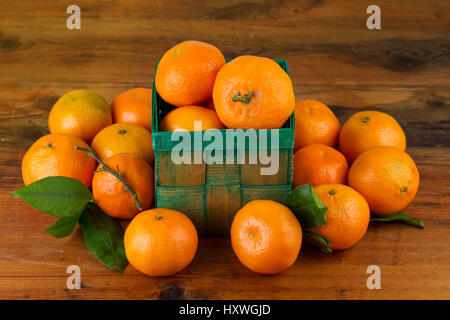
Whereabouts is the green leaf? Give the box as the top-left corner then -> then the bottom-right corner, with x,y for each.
283,184 -> 328,228
371,212 -> 425,229
303,230 -> 332,254
45,212 -> 82,238
79,203 -> 128,274
12,176 -> 92,218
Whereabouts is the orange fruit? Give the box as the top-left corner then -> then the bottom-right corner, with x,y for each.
124,208 -> 198,277
159,105 -> 225,131
213,56 -> 295,129
21,133 -> 96,188
348,146 -> 420,215
230,200 -> 302,274
92,153 -> 154,219
339,110 -> 406,163
293,100 -> 340,151
155,40 -> 225,107
292,144 -> 348,188
91,123 -> 154,164
111,88 -> 152,131
312,184 -> 370,250
48,89 -> 112,144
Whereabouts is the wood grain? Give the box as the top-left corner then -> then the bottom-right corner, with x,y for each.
0,0 -> 449,299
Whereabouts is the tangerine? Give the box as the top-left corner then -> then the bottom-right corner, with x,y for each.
91,123 -> 154,164
48,89 -> 112,144
293,144 -> 348,188
92,153 -> 154,219
312,184 -> 370,250
155,40 -> 225,107
293,100 -> 340,151
348,146 -> 419,215
111,88 -> 152,131
213,56 -> 295,129
159,105 -> 225,131
230,200 -> 302,274
22,133 -> 96,188
339,111 -> 406,163
124,208 -> 198,277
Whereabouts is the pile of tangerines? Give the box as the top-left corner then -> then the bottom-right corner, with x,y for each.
19,40 -> 420,276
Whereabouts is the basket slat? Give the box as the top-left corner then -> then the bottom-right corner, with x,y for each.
157,151 -> 206,186
241,149 -> 289,185
241,186 -> 291,206
206,185 -> 241,235
206,163 -> 241,186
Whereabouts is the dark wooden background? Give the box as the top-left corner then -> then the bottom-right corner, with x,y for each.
0,0 -> 449,299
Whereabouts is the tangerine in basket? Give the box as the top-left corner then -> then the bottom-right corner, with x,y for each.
213,55 -> 295,129
124,208 -> 198,277
155,40 -> 225,107
159,105 -> 225,131
230,200 -> 302,274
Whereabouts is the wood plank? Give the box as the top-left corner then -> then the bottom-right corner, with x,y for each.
0,1 -> 449,87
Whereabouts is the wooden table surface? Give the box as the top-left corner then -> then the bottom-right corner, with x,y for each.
0,0 -> 449,300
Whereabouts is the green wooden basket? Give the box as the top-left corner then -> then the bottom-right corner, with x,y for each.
151,59 -> 294,236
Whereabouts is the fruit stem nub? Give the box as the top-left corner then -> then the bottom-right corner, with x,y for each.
232,92 -> 254,104
75,146 -> 142,210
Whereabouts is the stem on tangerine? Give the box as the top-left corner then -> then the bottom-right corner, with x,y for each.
76,146 -> 142,210
232,91 -> 254,104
